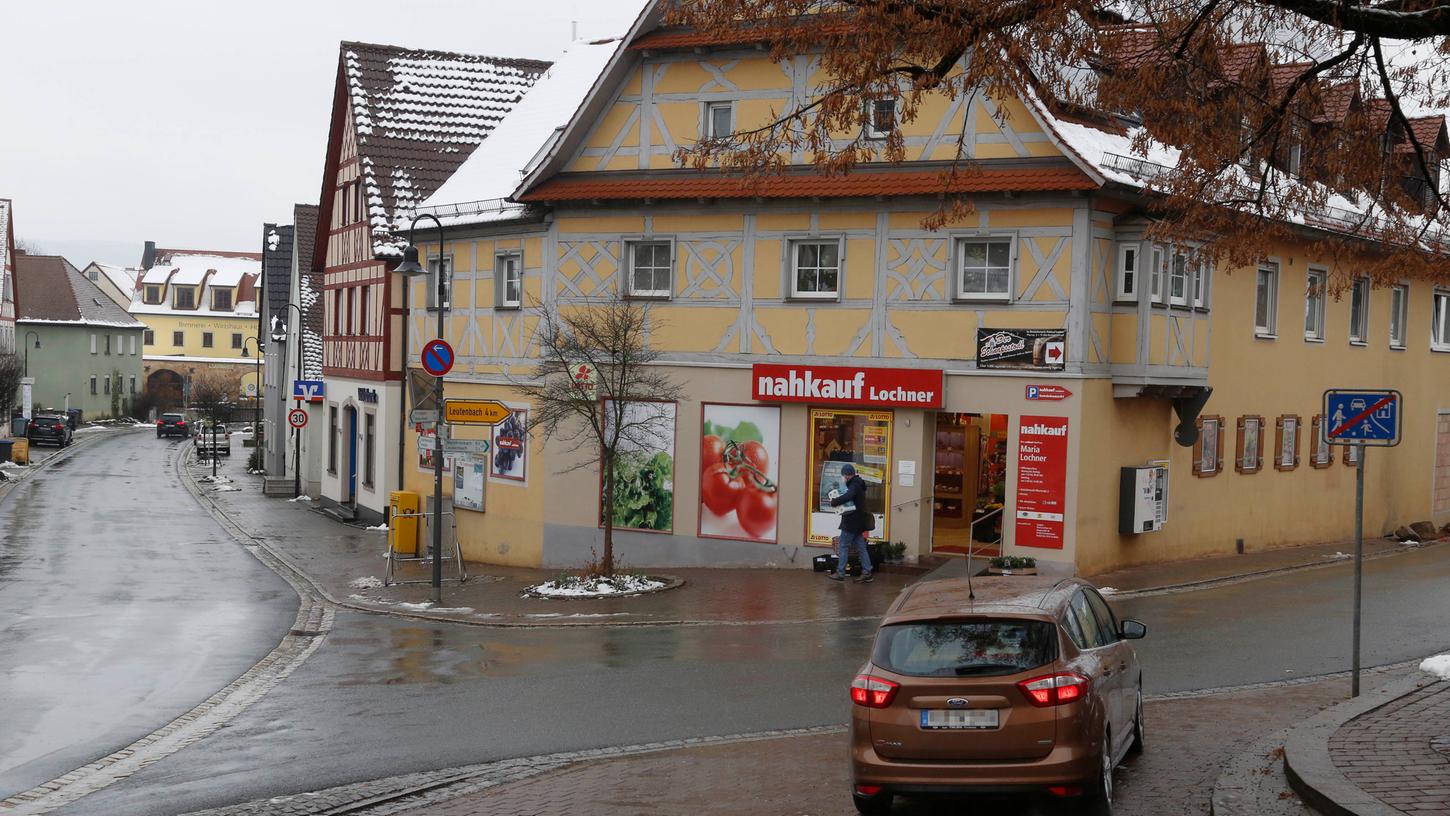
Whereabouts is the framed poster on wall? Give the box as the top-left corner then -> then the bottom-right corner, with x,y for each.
453,456 -> 486,512
1015,415 -> 1068,549
806,408 -> 892,545
601,400 -> 677,533
699,403 -> 780,543
491,407 -> 528,483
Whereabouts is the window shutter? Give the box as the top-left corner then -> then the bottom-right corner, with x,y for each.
1235,416 -> 1247,472
1192,416 -> 1204,476
1292,414 -> 1301,467
1252,416 -> 1265,470
1213,416 -> 1224,475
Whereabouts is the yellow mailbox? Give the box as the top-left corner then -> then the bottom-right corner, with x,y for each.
388,490 -> 421,556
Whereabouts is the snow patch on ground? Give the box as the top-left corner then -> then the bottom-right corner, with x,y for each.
346,594 -> 477,615
247,468 -> 266,475
525,612 -> 632,619
365,524 -> 389,531
1324,551 -> 1352,560
1421,654 -> 1450,680
1097,587 -> 1118,596
196,475 -> 233,484
350,576 -> 384,589
212,485 -> 242,493
288,495 -> 312,503
0,461 -> 26,470
528,574 -> 667,598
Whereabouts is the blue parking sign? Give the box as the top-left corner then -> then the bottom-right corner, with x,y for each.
1322,389 -> 1402,446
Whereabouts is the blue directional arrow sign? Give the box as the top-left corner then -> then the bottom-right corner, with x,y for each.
1322,389 -> 1402,447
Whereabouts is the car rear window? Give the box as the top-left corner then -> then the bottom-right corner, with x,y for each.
872,620 -> 1057,677
162,414 -> 184,421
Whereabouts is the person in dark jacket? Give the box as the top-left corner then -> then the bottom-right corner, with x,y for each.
826,463 -> 873,583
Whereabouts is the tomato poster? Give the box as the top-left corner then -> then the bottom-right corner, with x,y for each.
698,404 -> 780,543
1014,415 -> 1069,549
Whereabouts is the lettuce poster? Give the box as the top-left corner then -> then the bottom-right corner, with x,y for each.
699,404 -> 780,543
602,400 -> 676,532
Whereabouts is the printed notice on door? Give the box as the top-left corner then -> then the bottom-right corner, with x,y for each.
1015,415 -> 1069,549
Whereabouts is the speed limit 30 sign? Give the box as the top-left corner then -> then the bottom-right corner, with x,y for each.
288,408 -> 309,429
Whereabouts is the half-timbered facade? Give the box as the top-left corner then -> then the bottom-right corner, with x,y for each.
401,4 -> 1450,577
0,199 -> 16,357
311,42 -> 550,523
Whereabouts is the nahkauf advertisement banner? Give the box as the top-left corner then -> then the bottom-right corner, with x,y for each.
1014,415 -> 1069,549
976,329 -> 1067,370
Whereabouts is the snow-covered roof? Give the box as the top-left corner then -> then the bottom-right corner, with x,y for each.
153,253 -> 260,287
420,38 -> 624,224
0,199 -> 11,275
340,42 -> 552,256
87,262 -> 138,294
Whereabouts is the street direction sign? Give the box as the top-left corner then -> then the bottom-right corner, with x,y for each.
1322,389 -> 1402,446
444,398 -> 512,426
422,338 -> 455,377
409,409 -> 439,424
443,438 -> 491,455
288,408 -> 309,429
417,436 -> 439,453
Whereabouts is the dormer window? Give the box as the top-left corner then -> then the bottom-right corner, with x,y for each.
211,288 -> 233,311
865,99 -> 897,139
173,286 -> 196,310
143,284 -> 164,304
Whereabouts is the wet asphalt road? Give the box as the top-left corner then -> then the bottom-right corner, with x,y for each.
0,430 -> 297,799
4,429 -> 1450,814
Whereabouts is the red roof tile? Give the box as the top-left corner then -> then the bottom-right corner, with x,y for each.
520,167 -> 1100,202
1406,115 -> 1446,149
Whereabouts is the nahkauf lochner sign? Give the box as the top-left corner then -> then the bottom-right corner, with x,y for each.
751,363 -> 943,408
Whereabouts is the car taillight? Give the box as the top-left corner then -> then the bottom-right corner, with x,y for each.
27,421 -> 36,430
1018,672 -> 1089,707
850,675 -> 900,708
178,421 -> 187,427
157,420 -> 164,426
53,424 -> 64,431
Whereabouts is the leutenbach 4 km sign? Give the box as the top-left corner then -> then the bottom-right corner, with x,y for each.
1322,388 -> 1402,701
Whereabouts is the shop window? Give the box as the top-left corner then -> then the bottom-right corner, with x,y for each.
956,238 -> 1012,300
1310,415 -> 1332,468
704,101 -> 733,140
1235,415 -> 1264,473
173,286 -> 196,310
211,288 -> 233,311
790,240 -> 840,299
599,400 -> 677,533
496,252 -> 522,309
1304,269 -> 1326,340
427,255 -> 453,310
1255,262 -> 1279,337
1434,291 -> 1450,350
1274,414 -> 1301,471
625,240 -> 673,298
1390,285 -> 1408,348
1348,276 -> 1369,344
808,408 -> 892,545
865,98 -> 897,139
1115,244 -> 1137,301
930,412 -> 1008,555
1192,415 -> 1224,477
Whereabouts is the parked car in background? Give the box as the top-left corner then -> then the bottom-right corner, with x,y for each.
27,413 -> 74,447
194,423 -> 231,457
849,577 -> 1146,815
157,413 -> 190,438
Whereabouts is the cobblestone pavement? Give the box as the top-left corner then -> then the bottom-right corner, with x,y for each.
1330,679 -> 1450,814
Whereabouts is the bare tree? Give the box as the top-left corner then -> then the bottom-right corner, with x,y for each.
670,0 -> 1450,285
0,354 -> 20,425
515,295 -> 683,577
189,370 -> 238,425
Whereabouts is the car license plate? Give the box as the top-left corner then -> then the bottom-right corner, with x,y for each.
921,708 -> 998,729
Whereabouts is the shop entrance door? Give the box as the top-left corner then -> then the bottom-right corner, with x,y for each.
930,412 -> 1008,557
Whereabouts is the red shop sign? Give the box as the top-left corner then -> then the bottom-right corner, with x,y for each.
1014,415 -> 1069,550
751,363 -> 943,408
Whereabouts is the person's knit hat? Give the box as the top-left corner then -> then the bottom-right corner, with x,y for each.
841,464 -> 856,475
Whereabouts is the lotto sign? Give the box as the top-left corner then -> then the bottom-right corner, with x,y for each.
1015,416 -> 1069,550
288,408 -> 309,429
1322,389 -> 1402,446
422,338 -> 455,377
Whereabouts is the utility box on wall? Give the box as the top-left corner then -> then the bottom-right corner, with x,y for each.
1119,465 -> 1168,534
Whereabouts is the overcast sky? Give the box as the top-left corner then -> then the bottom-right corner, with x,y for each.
0,0 -> 643,266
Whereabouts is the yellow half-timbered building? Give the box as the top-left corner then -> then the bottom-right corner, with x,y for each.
396,5 -> 1450,576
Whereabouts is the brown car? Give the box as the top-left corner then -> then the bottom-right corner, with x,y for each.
849,576 -> 1146,815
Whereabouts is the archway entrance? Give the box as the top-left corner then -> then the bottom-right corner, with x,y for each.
147,369 -> 185,410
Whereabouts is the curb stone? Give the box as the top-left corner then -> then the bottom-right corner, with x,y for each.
1283,673 -> 1435,816
1209,725 -> 1304,816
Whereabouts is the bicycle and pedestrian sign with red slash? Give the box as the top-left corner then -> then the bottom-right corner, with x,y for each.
1322,389 -> 1402,447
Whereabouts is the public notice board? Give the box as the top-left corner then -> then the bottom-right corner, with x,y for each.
1015,415 -> 1069,549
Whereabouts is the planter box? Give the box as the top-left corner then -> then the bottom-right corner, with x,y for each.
987,567 -> 1039,576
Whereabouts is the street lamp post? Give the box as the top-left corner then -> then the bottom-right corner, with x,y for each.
241,336 -> 262,429
21,331 -> 40,422
392,214 -> 446,605
282,302 -> 304,499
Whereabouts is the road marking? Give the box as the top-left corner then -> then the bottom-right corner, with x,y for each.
0,446 -> 335,815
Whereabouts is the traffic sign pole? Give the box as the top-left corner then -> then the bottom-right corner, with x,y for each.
1353,445 -> 1365,697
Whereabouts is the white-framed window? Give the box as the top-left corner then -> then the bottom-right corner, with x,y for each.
1115,243 -> 1138,301
865,98 -> 897,139
625,240 -> 673,298
1433,291 -> 1450,350
1191,255 -> 1209,308
496,252 -> 522,309
1348,276 -> 1369,344
955,238 -> 1012,300
427,255 -> 452,310
1168,250 -> 1189,306
128,335 -> 137,355
1149,245 -> 1165,303
89,375 -> 97,395
90,334 -> 97,354
1390,284 -> 1408,348
1304,269 -> 1326,340
704,102 -> 733,140
1255,262 -> 1279,336
789,240 -> 841,299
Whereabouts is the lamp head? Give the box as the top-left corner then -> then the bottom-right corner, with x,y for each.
394,245 -> 427,277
